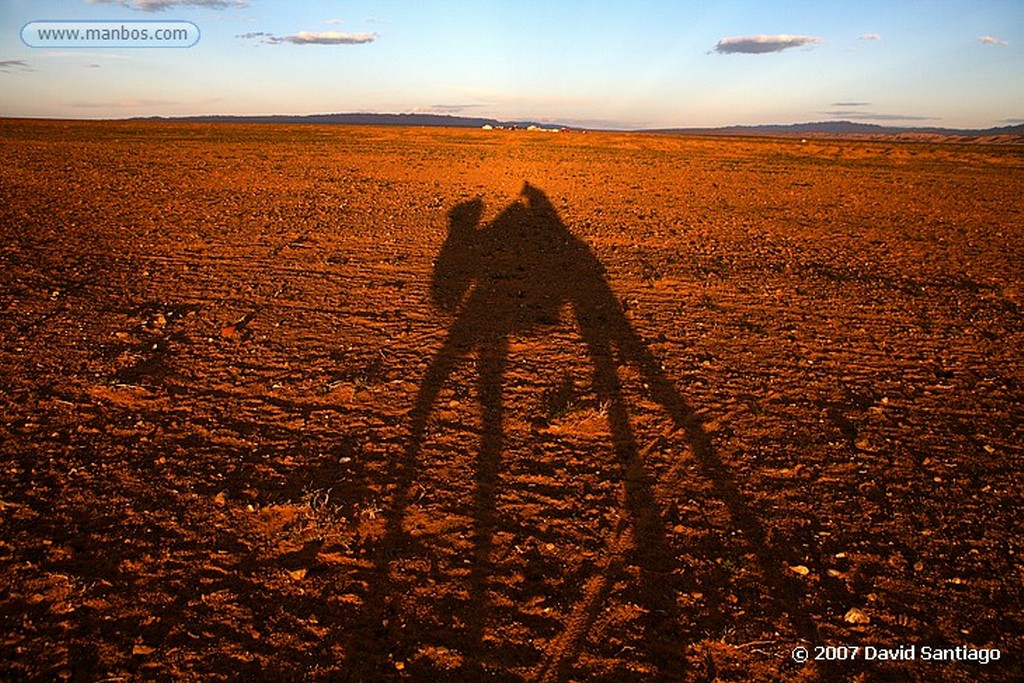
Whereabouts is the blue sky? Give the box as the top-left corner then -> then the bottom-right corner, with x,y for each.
1,0 -> 1021,128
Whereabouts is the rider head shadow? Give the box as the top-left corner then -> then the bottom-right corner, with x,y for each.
361,182 -> 824,679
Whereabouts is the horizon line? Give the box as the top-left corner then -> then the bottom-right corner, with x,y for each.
2,111 -> 1022,135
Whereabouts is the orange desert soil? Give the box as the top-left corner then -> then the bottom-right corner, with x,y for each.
1,121 -> 1022,681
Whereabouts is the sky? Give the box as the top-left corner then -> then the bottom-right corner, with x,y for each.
1,0 -> 1022,129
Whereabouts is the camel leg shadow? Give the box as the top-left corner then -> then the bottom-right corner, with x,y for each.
348,313 -> 512,678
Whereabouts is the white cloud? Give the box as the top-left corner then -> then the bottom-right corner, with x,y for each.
238,30 -> 377,45
324,19 -> 343,25
977,35 -> 1008,46
859,33 -> 881,41
714,34 -> 823,54
280,31 -> 377,45
88,0 -> 247,11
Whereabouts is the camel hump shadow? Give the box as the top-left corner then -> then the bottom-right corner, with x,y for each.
431,182 -> 623,342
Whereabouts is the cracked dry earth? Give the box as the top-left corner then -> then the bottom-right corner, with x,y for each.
1,120 -> 1022,681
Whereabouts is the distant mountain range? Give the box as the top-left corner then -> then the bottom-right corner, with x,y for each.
130,112 -> 1024,142
650,120 -> 1024,141
132,112 -> 566,130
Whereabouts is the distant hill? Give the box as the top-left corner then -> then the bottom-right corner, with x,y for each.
648,120 -> 1024,143
126,113 -> 1024,143
132,112 -> 571,130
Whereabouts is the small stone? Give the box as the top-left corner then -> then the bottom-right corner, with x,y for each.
844,608 -> 871,625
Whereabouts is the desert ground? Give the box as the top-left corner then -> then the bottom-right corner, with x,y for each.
1,120 -> 1022,681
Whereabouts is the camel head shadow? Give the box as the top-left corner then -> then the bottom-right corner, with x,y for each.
431,197 -> 483,312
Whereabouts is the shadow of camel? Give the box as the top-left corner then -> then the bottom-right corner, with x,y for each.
350,183 -> 823,680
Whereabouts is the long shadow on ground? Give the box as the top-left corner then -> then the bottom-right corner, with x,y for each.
348,183 -> 826,681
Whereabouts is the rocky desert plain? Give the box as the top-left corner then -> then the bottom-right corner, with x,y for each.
1,120 -> 1022,681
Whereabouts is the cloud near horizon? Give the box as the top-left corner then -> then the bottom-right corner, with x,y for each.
0,59 -> 32,72
823,110 -> 940,122
87,0 -> 247,11
238,30 -> 377,45
714,34 -> 822,54
412,104 -> 486,114
68,97 -> 177,108
977,35 -> 1008,46
832,101 -> 871,107
859,33 -> 881,41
